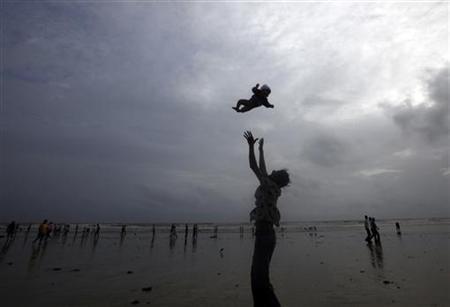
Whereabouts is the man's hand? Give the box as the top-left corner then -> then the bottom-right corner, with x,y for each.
244,131 -> 258,146
258,138 -> 264,150
255,83 -> 260,88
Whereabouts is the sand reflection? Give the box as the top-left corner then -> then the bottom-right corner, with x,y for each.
367,241 -> 384,269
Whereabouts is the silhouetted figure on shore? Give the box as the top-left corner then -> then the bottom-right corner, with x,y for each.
369,217 -> 380,242
192,224 -> 198,239
210,225 -> 218,239
169,224 -> 177,250
95,224 -> 101,236
152,224 -> 156,237
184,224 -> 188,250
63,224 -> 70,236
72,225 -> 79,244
46,222 -> 54,239
151,231 -> 155,249
54,224 -> 61,237
244,131 -> 290,307
395,222 -> 402,235
33,220 -> 48,245
119,225 -> 126,246
170,224 -> 177,238
92,229 -> 100,252
6,221 -> 16,241
233,84 -> 273,113
60,224 -> 69,245
80,228 -> 89,247
364,215 -> 372,242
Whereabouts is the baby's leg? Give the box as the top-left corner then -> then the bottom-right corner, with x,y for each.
233,99 -> 249,112
238,104 -> 255,113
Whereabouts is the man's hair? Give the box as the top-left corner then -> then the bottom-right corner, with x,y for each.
270,169 -> 290,188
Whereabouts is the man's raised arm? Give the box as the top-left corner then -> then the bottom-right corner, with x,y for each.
244,131 -> 262,181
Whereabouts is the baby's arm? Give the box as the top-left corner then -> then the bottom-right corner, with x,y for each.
262,100 -> 274,108
252,84 -> 260,94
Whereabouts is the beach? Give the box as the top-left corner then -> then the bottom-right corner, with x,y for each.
0,219 -> 449,307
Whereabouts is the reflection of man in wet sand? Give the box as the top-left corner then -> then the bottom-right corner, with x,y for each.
244,131 -> 290,307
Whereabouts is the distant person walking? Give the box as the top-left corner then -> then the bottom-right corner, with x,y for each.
95,224 -> 101,236
244,131 -> 290,307
210,225 -> 218,239
395,222 -> 401,235
170,224 -> 177,238
370,217 -> 380,242
63,224 -> 70,235
46,222 -> 54,239
6,221 -> 16,241
192,224 -> 198,239
33,220 -> 48,244
364,215 -> 372,242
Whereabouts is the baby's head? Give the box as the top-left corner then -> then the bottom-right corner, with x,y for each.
269,169 -> 290,188
260,84 -> 271,97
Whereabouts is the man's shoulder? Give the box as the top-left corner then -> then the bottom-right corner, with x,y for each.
261,176 -> 279,189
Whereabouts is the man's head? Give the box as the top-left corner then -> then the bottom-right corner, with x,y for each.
269,169 -> 290,188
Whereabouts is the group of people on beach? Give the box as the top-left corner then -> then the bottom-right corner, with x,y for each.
28,220 -> 101,245
363,215 -> 381,243
167,224 -> 199,239
31,220 -> 72,244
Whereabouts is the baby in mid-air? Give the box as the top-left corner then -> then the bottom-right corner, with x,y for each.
233,83 -> 274,113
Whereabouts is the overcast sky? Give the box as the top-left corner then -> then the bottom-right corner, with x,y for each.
1,1 -> 448,223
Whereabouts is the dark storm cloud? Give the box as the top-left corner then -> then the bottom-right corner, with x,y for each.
1,2 -> 448,222
384,67 -> 449,143
302,134 -> 348,167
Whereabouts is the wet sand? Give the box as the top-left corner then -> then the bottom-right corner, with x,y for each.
0,220 -> 449,306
